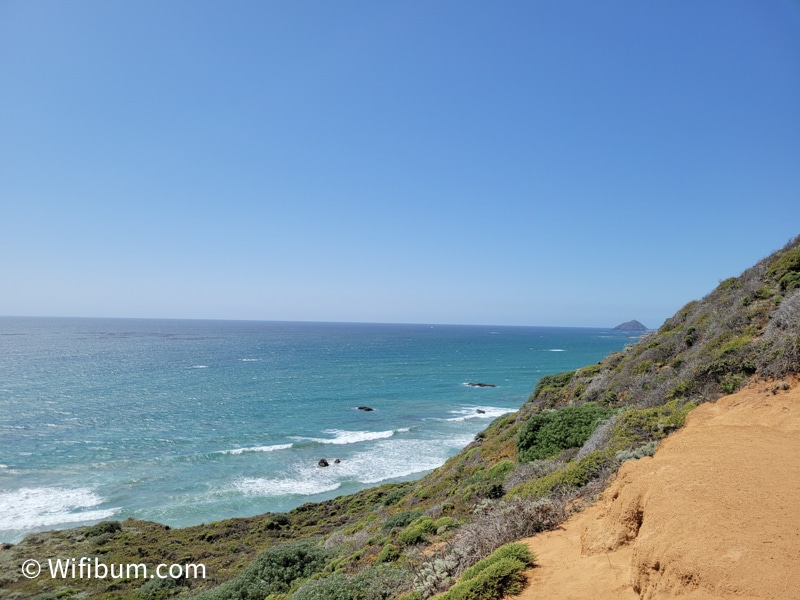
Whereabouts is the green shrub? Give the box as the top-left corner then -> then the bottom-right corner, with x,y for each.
382,486 -> 408,506
432,543 -> 534,600
530,370 -> 575,400
442,559 -> 526,599
609,400 -> 696,451
516,403 -> 613,462
397,527 -> 426,546
702,355 -> 756,378
397,517 -> 437,545
717,277 -> 741,291
486,460 -> 514,480
136,575 -> 182,600
768,245 -> 800,282
415,517 -> 438,533
598,390 -> 618,406
668,378 -> 692,399
780,271 -> 800,291
755,285 -> 774,299
718,335 -> 752,357
383,510 -> 423,530
577,363 -> 603,377
459,543 -> 534,582
194,541 -> 330,600
376,543 -> 401,564
509,450 -> 614,499
720,372 -> 747,394
291,566 -> 411,600
632,360 -> 653,376
85,521 -> 122,537
264,514 -> 291,530
434,517 -> 458,534
684,326 -> 698,347
615,440 -> 658,462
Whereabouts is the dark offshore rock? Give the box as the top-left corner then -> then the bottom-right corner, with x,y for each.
476,409 -> 486,414
357,406 -> 374,411
466,382 -> 496,388
318,458 -> 329,467
334,458 -> 341,464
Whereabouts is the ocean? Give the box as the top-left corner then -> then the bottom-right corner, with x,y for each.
0,317 -> 635,543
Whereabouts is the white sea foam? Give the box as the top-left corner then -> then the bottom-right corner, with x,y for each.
240,358 -> 260,362
292,429 -> 401,445
0,487 -> 118,531
547,349 -> 566,352
427,406 -> 516,422
234,477 -> 342,497
189,365 -> 209,369
344,437 -> 475,484
228,434 -> 474,498
219,443 -> 293,455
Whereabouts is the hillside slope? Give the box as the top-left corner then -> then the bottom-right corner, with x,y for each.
519,379 -> 800,600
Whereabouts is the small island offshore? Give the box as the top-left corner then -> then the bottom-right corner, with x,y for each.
613,319 -> 648,332
3,236 -> 800,599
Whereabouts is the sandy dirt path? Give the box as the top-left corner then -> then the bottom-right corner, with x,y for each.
517,380 -> 800,600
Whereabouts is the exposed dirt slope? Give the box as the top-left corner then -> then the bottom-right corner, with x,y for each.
519,380 -> 800,600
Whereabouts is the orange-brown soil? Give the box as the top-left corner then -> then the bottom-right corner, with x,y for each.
518,380 -> 800,600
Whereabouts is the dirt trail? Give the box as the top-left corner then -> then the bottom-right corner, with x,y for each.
517,381 -> 800,600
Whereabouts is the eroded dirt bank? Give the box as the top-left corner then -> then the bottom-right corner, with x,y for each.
518,380 -> 800,600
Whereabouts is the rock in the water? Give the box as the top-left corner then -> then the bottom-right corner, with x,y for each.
358,406 -> 374,411
466,382 -> 496,388
334,458 -> 341,464
318,458 -> 329,467
476,409 -> 486,414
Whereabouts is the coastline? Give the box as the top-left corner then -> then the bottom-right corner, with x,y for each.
0,318 -> 634,545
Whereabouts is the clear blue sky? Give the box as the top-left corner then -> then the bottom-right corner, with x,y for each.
2,1 -> 799,327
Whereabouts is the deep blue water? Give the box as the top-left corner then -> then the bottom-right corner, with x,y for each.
0,317 -> 636,542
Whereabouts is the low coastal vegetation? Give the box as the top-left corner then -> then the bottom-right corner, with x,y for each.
3,235 -> 799,600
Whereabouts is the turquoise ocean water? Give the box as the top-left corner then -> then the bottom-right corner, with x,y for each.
0,317 -> 636,543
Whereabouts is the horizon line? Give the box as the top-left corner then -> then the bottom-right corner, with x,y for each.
0,314 -> 652,331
